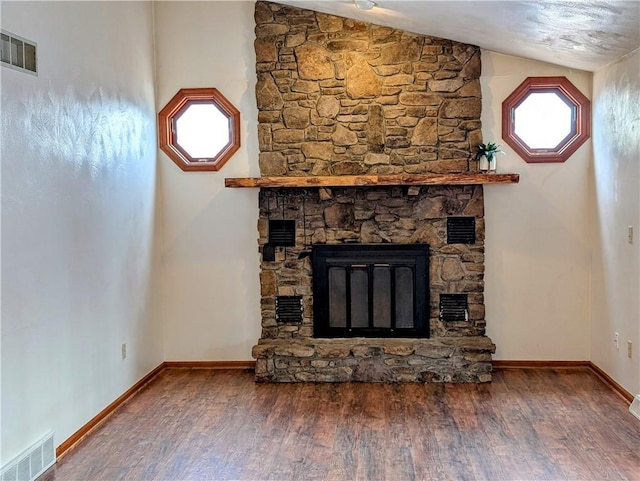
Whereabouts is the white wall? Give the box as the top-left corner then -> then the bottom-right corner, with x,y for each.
481,52 -> 593,361
1,1 -> 162,462
590,49 -> 640,395
154,2 -> 261,361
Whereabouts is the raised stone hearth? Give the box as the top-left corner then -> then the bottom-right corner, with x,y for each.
252,1 -> 495,383
253,337 -> 494,383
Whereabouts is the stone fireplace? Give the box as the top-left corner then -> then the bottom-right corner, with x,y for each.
249,1 -> 496,383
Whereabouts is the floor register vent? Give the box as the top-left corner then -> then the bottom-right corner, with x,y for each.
630,395 -> 640,421
0,431 -> 55,481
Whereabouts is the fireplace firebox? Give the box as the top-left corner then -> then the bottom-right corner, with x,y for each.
312,244 -> 429,338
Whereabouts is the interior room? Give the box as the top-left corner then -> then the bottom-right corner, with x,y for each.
1,1 -> 639,480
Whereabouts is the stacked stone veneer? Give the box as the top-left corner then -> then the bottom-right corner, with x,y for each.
252,1 -> 495,383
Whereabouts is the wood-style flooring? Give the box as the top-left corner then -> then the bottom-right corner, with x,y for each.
43,368 -> 640,481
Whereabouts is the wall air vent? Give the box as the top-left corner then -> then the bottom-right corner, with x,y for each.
276,296 -> 303,323
1,30 -> 37,75
0,431 -> 55,481
440,294 -> 468,322
447,217 -> 475,244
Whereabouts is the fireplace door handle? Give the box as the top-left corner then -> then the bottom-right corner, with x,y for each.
348,263 -> 390,267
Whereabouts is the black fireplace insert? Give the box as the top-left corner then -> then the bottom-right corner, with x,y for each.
312,244 -> 429,338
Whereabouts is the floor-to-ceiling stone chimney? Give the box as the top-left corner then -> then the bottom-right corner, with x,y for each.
251,1 -> 495,382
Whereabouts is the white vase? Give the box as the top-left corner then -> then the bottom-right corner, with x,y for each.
479,155 -> 489,172
488,155 -> 497,172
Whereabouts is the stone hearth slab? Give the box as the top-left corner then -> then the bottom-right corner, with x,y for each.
252,337 -> 495,383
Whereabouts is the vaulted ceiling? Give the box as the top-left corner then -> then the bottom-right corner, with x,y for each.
274,1 -> 640,72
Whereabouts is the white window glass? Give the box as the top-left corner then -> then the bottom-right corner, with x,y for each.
175,103 -> 230,160
514,92 -> 573,149
1,34 -> 10,64
10,37 -> 23,68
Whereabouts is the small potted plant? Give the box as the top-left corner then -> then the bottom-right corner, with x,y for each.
475,142 -> 504,172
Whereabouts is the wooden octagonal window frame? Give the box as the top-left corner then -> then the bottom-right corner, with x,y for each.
502,77 -> 590,163
158,88 -> 241,172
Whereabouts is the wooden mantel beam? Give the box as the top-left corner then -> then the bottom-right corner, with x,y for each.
224,173 -> 520,188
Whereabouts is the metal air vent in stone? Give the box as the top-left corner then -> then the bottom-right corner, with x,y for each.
447,217 -> 475,244
276,296 -> 303,323
440,294 -> 468,322
268,220 -> 296,247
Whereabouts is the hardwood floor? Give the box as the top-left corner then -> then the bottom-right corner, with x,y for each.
43,368 -> 639,481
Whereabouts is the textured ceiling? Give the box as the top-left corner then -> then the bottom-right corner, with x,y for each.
274,0 -> 640,71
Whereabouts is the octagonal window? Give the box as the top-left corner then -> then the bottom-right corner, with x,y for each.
502,77 -> 590,163
159,88 -> 240,172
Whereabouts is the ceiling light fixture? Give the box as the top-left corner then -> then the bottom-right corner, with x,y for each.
354,0 -> 376,10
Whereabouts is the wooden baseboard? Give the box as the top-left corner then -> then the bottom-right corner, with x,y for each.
492,360 -> 591,370
164,361 -> 256,370
56,362 -> 165,460
492,360 -> 633,403
587,362 -> 634,403
55,361 -> 255,459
